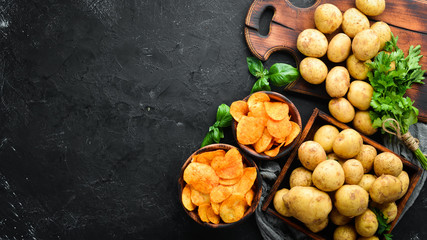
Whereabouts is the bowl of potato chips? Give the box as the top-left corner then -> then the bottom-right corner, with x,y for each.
178,144 -> 262,227
230,91 -> 302,160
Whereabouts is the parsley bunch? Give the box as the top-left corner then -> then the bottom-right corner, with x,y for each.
371,207 -> 393,240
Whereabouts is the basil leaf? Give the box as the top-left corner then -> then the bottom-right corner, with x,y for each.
201,131 -> 214,147
251,77 -> 270,93
268,63 -> 299,87
247,57 -> 265,78
212,127 -> 221,143
216,104 -> 233,127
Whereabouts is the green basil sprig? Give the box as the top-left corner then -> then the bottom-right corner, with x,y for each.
247,57 -> 299,93
201,104 -> 233,147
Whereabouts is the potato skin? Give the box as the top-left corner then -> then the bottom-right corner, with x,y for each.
333,129 -> 363,159
346,54 -> 371,80
334,224 -> 357,240
342,8 -> 370,38
273,188 -> 292,217
374,152 -> 403,177
347,81 -> 373,111
352,29 -> 380,61
358,236 -> 380,240
397,171 -> 409,199
353,111 -> 378,136
329,207 -> 352,226
355,145 -> 377,173
342,159 -> 364,184
371,21 -> 391,50
298,141 -> 327,170
329,98 -> 355,123
305,217 -> 329,233
314,3 -> 343,34
326,66 -> 350,98
314,125 -> 340,153
297,29 -> 328,57
358,174 -> 377,192
328,33 -> 351,63
369,174 -> 402,204
356,0 -> 385,16
335,185 -> 369,217
355,209 -> 378,237
300,57 -> 328,84
313,160 -> 345,191
289,167 -> 312,188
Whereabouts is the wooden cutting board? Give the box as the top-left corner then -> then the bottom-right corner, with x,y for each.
244,0 -> 427,122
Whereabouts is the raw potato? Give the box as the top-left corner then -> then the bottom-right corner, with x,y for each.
342,159 -> 364,184
313,125 -> 340,153
273,188 -> 292,217
300,57 -> 328,84
289,167 -> 313,188
333,129 -> 363,159
369,174 -> 402,204
329,98 -> 355,123
346,54 -> 371,80
297,29 -> 328,57
371,21 -> 391,50
306,217 -> 328,233
352,29 -> 380,61
325,66 -> 350,98
356,0 -> 385,16
355,145 -> 377,173
329,207 -> 352,226
358,174 -> 377,192
314,3 -> 343,34
358,237 -> 379,240
327,33 -> 352,63
347,81 -> 373,111
298,141 -> 327,170
374,152 -> 403,177
313,160 -> 345,191
335,185 -> 369,217
353,111 -> 378,136
355,209 -> 378,237
397,171 -> 409,199
334,224 -> 357,240
342,8 -> 370,38
376,202 -> 398,224
283,186 -> 332,224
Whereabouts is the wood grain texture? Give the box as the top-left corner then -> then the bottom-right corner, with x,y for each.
245,0 -> 427,122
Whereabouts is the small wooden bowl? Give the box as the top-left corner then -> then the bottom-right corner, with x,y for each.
231,91 -> 302,160
178,143 -> 262,228
261,108 -> 423,239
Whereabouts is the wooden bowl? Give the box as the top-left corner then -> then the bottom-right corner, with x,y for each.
261,108 -> 423,239
231,91 -> 302,160
178,143 -> 262,228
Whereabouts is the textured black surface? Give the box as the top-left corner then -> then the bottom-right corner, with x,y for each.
0,0 -> 426,239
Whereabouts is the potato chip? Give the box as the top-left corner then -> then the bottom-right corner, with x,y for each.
248,102 -> 269,119
253,128 -> 273,153
284,121 -> 301,146
193,150 -> 225,165
183,162 -> 219,194
245,189 -> 255,206
206,205 -> 220,224
191,187 -> 211,206
264,101 -> 289,121
266,117 -> 292,139
219,176 -> 241,186
234,167 -> 257,195
219,194 -> 247,223
247,92 -> 270,110
211,202 -> 220,215
265,141 -> 274,152
264,142 -> 285,157
182,184 -> 196,211
198,204 -> 210,223
211,148 -> 244,179
236,116 -> 265,145
230,100 -> 249,122
274,137 -> 286,144
210,185 -> 233,203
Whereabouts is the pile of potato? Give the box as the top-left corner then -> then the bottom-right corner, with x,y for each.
297,0 -> 391,136
274,124 -> 410,239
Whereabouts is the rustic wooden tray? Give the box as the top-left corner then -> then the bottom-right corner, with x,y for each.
244,0 -> 427,122
261,108 -> 423,239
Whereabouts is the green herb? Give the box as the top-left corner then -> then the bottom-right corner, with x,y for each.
371,207 -> 393,240
201,104 -> 233,147
247,57 -> 299,93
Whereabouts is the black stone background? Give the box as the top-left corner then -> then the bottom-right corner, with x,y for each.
0,0 -> 426,239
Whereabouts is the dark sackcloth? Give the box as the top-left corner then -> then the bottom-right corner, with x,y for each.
255,122 -> 427,240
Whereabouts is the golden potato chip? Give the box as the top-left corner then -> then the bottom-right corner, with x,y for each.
265,141 -> 274,152
234,167 -> 257,195
253,128 -> 273,153
211,148 -> 244,179
264,102 -> 289,121
219,194 -> 247,223
210,185 -> 233,203
266,117 -> 292,139
198,204 -> 210,223
183,162 -> 219,194
274,137 -> 286,144
284,121 -> 301,146
230,100 -> 249,122
193,150 -> 225,165
191,187 -> 211,206
211,202 -> 220,215
219,176 -> 241,186
247,92 -> 270,110
236,116 -> 265,145
248,102 -> 269,119
182,184 -> 196,211
264,142 -> 285,157
206,205 -> 220,224
245,189 -> 255,206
